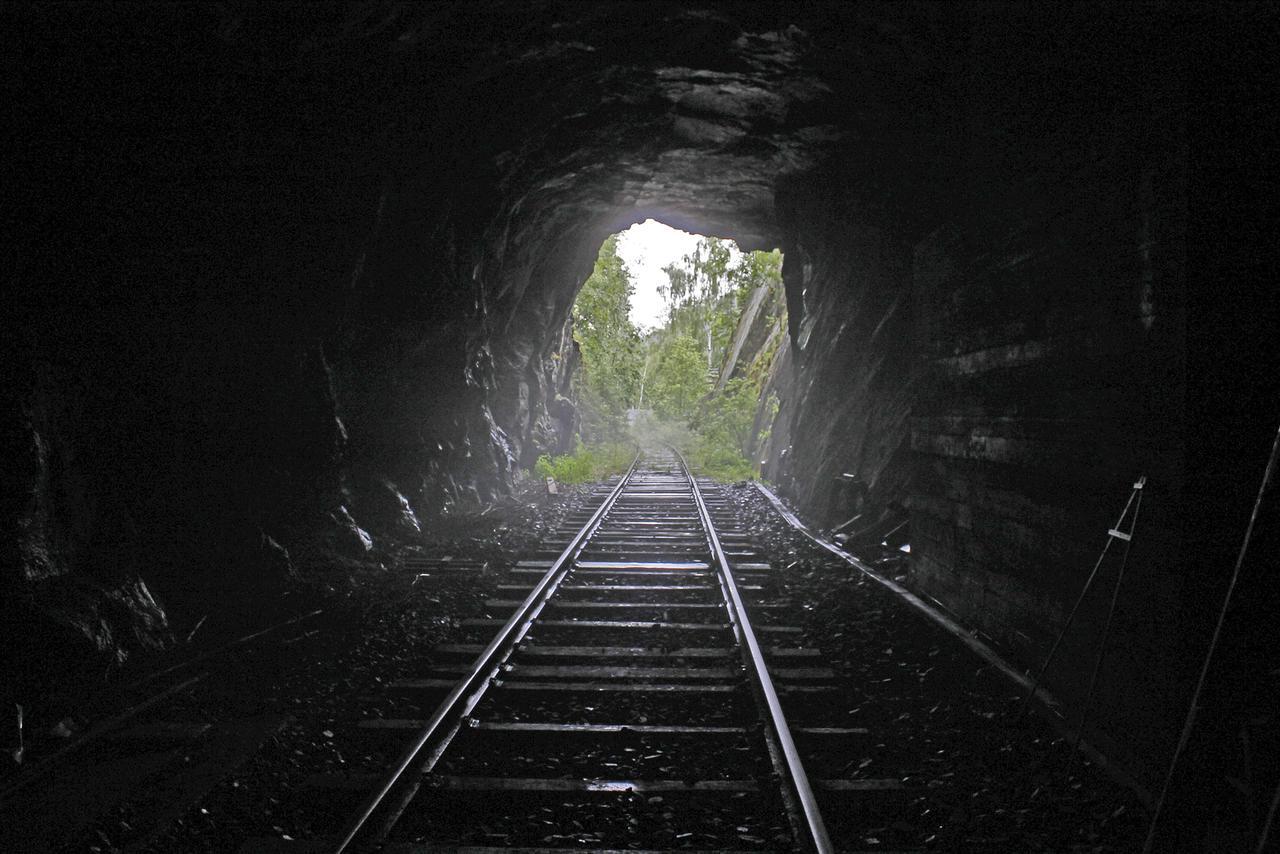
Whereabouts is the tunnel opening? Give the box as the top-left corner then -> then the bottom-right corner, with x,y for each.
544,219 -> 786,485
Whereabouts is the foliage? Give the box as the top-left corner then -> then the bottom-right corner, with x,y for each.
644,239 -> 786,480
562,231 -> 787,484
755,390 -> 780,452
669,379 -> 759,481
685,434 -> 757,482
573,235 -> 643,442
628,411 -> 751,481
654,238 -> 782,374
647,334 -> 708,421
535,441 -> 635,484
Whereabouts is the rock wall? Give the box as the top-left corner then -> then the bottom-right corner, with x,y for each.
759,6 -> 1203,786
0,2 -> 873,694
908,133 -> 1187,782
769,184 -> 917,527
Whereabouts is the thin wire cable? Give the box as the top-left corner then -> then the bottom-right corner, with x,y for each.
1256,774 -> 1280,854
1017,484 -> 1142,720
1065,486 -> 1144,778
1143,424 -> 1280,853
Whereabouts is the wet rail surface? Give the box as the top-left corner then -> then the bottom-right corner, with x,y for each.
0,454 -> 1147,852
327,451 -> 894,853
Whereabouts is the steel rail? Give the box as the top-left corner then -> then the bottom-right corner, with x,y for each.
751,479 -> 1155,806
674,450 -> 834,854
331,454 -> 641,854
753,480 -> 1063,710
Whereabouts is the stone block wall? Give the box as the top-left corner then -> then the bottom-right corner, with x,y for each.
908,148 -> 1187,777
761,7 -> 1195,783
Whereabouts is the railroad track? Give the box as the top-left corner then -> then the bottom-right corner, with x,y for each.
326,450 -> 903,853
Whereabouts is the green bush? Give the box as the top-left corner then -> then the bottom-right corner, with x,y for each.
686,432 -> 757,482
535,442 -> 636,485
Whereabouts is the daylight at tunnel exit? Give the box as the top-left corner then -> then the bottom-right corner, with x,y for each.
2,3 -> 1278,853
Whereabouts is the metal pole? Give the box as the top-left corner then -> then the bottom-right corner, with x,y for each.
1256,774 -> 1280,854
1143,424 -> 1280,853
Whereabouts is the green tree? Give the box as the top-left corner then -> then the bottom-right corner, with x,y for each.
656,239 -> 783,376
696,377 -> 758,452
643,240 -> 788,478
658,237 -> 734,369
573,235 -> 643,441
568,229 -> 787,482
648,335 -> 707,422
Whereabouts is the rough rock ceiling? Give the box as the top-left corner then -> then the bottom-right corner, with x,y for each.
315,1 -> 961,253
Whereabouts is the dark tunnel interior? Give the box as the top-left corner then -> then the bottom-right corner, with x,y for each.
3,2 -> 1279,851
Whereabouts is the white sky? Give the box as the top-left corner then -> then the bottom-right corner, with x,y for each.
614,219 -> 741,332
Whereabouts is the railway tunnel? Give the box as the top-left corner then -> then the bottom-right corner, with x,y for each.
3,2 -> 1279,851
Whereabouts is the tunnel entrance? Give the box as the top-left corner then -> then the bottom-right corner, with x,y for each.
542,220 -> 784,484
